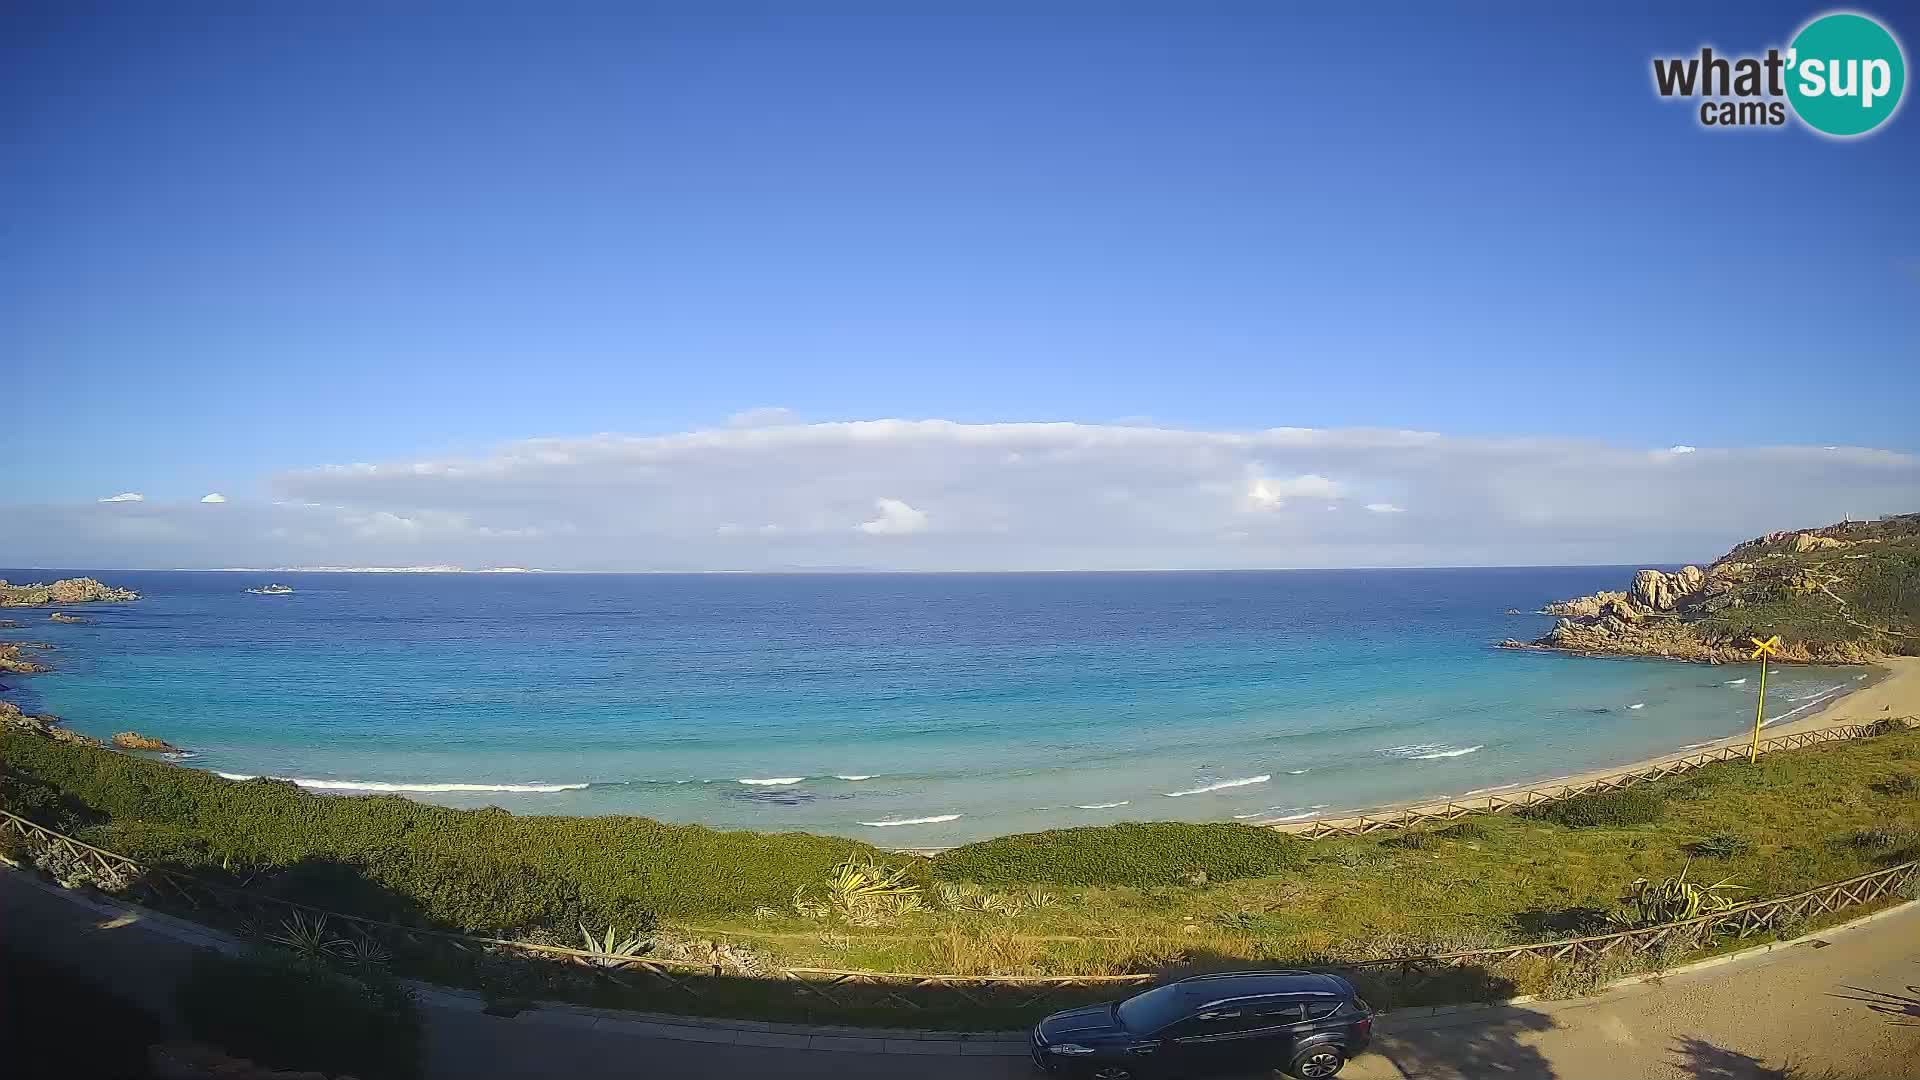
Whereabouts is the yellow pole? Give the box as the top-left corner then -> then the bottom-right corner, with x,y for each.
1749,651 -> 1769,763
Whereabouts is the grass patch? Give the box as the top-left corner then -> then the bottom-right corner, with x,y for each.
931,821 -> 1305,887
1522,788 -> 1665,828
1684,832 -> 1754,859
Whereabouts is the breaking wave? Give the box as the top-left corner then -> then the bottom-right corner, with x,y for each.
1408,745 -> 1484,760
738,777 -> 804,786
1074,801 -> 1130,809
216,773 -> 587,794
858,814 -> 961,827
1162,775 -> 1270,797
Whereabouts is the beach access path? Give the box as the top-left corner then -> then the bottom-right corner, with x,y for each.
5,862 -> 1916,1079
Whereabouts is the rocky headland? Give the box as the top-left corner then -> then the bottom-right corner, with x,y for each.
0,577 -> 140,607
0,700 -> 102,748
1501,513 -> 1920,664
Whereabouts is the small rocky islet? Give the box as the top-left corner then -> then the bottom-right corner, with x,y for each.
1501,513 -> 1920,664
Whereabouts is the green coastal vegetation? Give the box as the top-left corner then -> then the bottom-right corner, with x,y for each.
1508,513 -> 1920,662
4,718 -> 1917,1028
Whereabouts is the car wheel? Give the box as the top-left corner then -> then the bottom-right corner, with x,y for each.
1287,1044 -> 1346,1079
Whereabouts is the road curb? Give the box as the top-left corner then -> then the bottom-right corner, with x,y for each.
5,863 -> 1912,1056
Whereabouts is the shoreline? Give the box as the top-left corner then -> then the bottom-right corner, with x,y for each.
1260,655 -> 1920,833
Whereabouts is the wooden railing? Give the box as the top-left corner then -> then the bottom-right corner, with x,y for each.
3,801 -> 1914,1016
1286,720 -> 1911,839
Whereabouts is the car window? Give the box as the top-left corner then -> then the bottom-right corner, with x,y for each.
1166,1010 -> 1271,1039
1262,1002 -> 1309,1022
1115,985 -> 1188,1033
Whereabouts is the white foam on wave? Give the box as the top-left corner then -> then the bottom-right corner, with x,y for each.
1628,703 -> 1646,710
1408,745 -> 1484,760
216,772 -> 586,794
858,814 -> 960,827
834,775 -> 873,782
1075,801 -> 1130,809
1761,686 -> 1850,727
1163,775 -> 1270,797
739,777 -> 804,786
1856,673 -> 1870,682
1263,810 -> 1319,822
1374,743 -> 1445,755
1287,768 -> 1311,775
1724,678 -> 1748,685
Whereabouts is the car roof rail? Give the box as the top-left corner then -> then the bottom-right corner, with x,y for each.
1180,969 -> 1318,983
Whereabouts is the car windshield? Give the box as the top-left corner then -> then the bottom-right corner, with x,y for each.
1115,985 -> 1189,1032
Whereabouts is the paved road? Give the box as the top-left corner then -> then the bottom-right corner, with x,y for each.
4,867 -> 1915,1079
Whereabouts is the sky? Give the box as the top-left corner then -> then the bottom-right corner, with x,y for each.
2,3 -> 1917,570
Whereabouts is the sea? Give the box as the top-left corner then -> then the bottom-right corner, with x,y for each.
0,568 -> 1870,846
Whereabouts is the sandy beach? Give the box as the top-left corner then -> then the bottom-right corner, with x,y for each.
1270,655 -> 1920,832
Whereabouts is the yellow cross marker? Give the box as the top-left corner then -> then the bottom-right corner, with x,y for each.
1748,635 -> 1781,762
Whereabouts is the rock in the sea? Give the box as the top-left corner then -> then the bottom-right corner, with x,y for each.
0,642 -> 50,675
0,577 -> 140,607
48,612 -> 87,624
112,731 -> 179,752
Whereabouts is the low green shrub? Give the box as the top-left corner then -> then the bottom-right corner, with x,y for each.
1380,829 -> 1435,850
1871,772 -> 1919,796
933,821 -> 1304,887
179,949 -> 421,1080
1684,832 -> 1754,859
0,731 -> 885,926
1436,819 -> 1492,841
1523,789 -> 1665,828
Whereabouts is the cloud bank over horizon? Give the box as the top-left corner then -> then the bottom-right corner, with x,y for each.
6,418 -> 1918,571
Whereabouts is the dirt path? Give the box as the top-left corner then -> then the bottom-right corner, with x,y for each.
1348,903 -> 1920,1080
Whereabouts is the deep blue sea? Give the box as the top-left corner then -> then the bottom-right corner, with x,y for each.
0,568 -> 1868,845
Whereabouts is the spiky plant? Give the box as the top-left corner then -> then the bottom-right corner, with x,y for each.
578,923 -> 650,967
335,933 -> 393,971
1023,886 -> 1058,910
1615,862 -> 1747,927
267,910 -> 342,960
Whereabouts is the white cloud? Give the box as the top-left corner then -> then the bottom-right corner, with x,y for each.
857,498 -> 929,536
4,420 -> 1915,570
200,493 -> 228,503
1365,502 -> 1406,514
1668,445 -> 1698,454
1244,471 -> 1344,510
98,492 -> 144,503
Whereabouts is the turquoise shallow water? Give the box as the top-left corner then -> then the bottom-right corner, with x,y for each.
0,568 -> 1866,845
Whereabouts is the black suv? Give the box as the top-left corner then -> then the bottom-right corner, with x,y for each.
1030,971 -> 1372,1079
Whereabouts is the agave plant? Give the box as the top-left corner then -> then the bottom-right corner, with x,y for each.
578,923 -> 651,967
792,883 -> 830,919
1022,886 -> 1058,910
824,857 -> 921,908
335,933 -> 393,971
267,910 -> 343,960
1616,862 -> 1747,927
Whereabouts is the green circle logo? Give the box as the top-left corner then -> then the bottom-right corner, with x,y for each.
1787,12 -> 1906,136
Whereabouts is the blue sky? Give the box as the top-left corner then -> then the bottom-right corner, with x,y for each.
2,4 -> 1916,569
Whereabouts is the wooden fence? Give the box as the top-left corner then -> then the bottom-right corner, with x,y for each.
1286,720 -> 1910,839
3,806 -> 1914,1017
